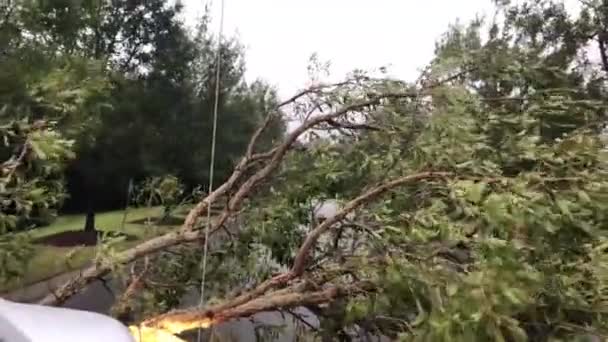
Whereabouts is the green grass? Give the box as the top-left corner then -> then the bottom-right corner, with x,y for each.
25,206 -> 168,239
2,206 -> 187,293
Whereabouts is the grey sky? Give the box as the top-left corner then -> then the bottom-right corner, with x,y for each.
179,1 -> 581,99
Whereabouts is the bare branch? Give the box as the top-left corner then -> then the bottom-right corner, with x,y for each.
325,119 -> 381,131
111,257 -> 150,318
283,308 -> 318,331
2,140 -> 29,183
275,81 -> 352,108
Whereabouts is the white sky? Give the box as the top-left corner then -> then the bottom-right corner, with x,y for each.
179,0 -> 583,100
180,0 -> 496,98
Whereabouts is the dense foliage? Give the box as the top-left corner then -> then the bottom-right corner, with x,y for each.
0,120 -> 74,282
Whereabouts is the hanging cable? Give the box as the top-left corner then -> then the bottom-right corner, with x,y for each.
197,0 -> 225,340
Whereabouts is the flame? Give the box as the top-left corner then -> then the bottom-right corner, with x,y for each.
129,325 -> 187,342
146,316 -> 215,334
129,317 -> 216,342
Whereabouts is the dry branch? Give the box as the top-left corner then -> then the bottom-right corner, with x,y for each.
111,257 -> 150,319
137,281 -> 373,336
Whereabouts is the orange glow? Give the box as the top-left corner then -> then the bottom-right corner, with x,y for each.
148,317 -> 215,334
129,317 -> 216,342
129,325 -> 186,342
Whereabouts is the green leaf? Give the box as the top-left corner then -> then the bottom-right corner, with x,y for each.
411,299 -> 427,327
556,199 -> 572,219
28,140 -> 47,160
577,190 -> 591,203
466,182 -> 487,204
507,323 -> 528,342
447,283 -> 458,297
28,188 -> 45,200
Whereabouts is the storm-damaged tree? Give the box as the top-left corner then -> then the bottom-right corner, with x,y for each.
24,0 -> 608,341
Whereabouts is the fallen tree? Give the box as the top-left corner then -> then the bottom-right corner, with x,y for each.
35,1 -> 608,339
38,75 -> 430,307
39,62 -> 608,341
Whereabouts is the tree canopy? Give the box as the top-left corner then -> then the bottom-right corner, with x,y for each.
1,0 -> 285,221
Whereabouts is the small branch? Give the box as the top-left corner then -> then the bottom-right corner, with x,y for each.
2,139 -> 30,183
275,81 -> 352,108
97,276 -> 115,298
283,308 -> 318,331
325,119 -> 381,131
246,112 -> 276,158
341,221 -> 382,239
112,257 -> 150,318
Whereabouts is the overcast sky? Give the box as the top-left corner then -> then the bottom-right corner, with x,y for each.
178,1 -> 580,99
176,0 -> 495,97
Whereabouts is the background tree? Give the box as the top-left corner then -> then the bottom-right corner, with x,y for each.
1,1 -> 286,232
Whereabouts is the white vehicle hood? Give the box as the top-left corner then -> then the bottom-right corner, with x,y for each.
0,298 -> 134,342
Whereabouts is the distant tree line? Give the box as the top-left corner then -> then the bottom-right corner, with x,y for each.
0,0 -> 285,228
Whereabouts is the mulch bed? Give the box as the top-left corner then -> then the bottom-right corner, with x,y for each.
129,215 -> 184,226
34,230 -> 136,247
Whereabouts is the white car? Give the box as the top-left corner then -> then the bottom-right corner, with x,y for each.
0,298 -> 134,342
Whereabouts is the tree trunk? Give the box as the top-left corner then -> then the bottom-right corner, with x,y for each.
84,193 -> 96,232
84,209 -> 96,232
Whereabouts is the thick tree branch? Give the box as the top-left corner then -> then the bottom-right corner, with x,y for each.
137,282 -> 373,336
38,228 -> 214,305
290,171 -> 451,275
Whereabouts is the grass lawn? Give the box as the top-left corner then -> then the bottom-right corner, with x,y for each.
25,206 -> 168,239
2,206 -> 188,293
